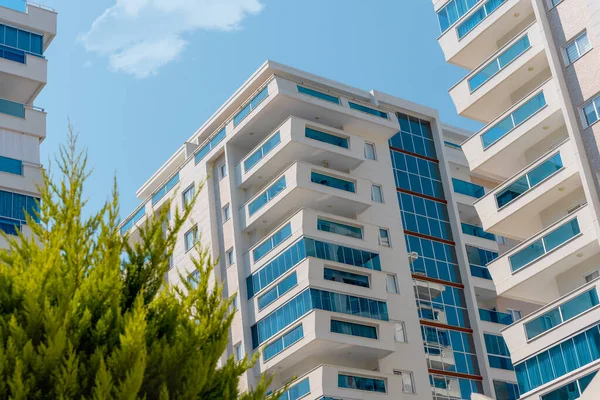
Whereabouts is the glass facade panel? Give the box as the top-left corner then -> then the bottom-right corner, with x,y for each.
257,272 -> 298,310
390,114 -> 436,158
406,234 -> 461,282
437,0 -> 483,33
461,223 -> 495,240
195,127 -> 226,165
415,279 -> 471,329
479,309 -> 513,325
297,85 -> 339,104
391,151 -> 444,199
430,373 -> 484,400
278,377 -> 310,400
263,324 -> 304,361
253,223 -> 292,262
422,326 -> 480,375
311,172 -> 355,192
248,176 -> 287,215
494,381 -> 519,400
457,0 -> 507,39
399,193 -> 453,241
331,319 -> 377,339
0,190 -> 39,235
244,132 -> 281,172
485,334 -> 513,370
0,22 -> 43,58
317,219 -> 362,239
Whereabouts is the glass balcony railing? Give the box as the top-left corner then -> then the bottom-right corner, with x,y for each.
496,152 -> 563,208
120,204 -> 147,235
525,289 -> 599,340
509,217 -> 581,272
151,173 -> 180,205
479,308 -> 513,325
233,86 -> 269,127
437,0 -> 484,34
297,85 -> 340,104
468,35 -> 531,92
457,0 -> 508,39
310,172 -> 355,193
305,127 -> 349,149
348,102 -> 388,119
452,178 -> 485,198
444,140 -> 462,149
248,176 -> 287,216
244,131 -> 281,172
0,97 -> 25,118
0,22 -> 44,57
461,222 -> 496,241
0,43 -> 25,63
481,91 -> 546,149
470,265 -> 493,279
317,218 -> 363,239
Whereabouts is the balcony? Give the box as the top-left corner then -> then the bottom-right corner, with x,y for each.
503,279 -> 600,365
0,2 -> 57,51
241,162 -> 372,233
487,205 -> 600,304
0,48 -> 47,103
0,97 -> 46,139
473,139 -> 582,240
461,79 -> 565,181
437,0 -> 535,69
237,116 -> 365,189
449,23 -> 549,122
268,364 -> 410,400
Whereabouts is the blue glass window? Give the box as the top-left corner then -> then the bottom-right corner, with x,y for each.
348,102 -> 388,119
0,23 -> 43,57
195,127 -> 226,165
317,219 -> 362,239
0,97 -> 24,118
452,178 -> 485,198
541,371 -> 597,400
398,193 -> 453,242
466,245 -> 497,280
583,96 -> 600,126
496,153 -> 563,208
0,155 -> 22,175
525,289 -> 599,339
405,234 -> 461,283
494,381 -> 520,400
120,203 -> 147,235
324,267 -> 369,288
251,288 -> 388,347
305,127 -> 349,148
244,131 -> 281,172
482,92 -> 547,148
297,85 -> 340,104
253,223 -> 292,262
338,374 -> 386,392
479,308 -> 513,325
391,151 -> 445,199
414,279 -> 471,329
462,223 -> 496,241
430,374 -> 484,400
151,173 -> 180,205
422,326 -> 480,375
184,226 -> 198,252
278,377 -> 310,400
469,35 -> 531,91
457,0 -> 508,39
510,218 -> 580,272
0,189 -> 39,235
389,113 -> 437,159
257,272 -> 298,310
485,334 -> 513,370
437,0 -> 483,33
331,319 -> 377,339
311,172 -> 355,192
233,86 -> 269,126
247,237 -> 380,298
516,325 -> 600,394
263,324 -> 304,361
248,176 -> 287,216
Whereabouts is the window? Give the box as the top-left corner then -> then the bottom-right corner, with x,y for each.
541,371 -> 597,400
364,142 -> 377,160
386,274 -> 399,294
305,127 -> 349,148
331,319 -> 378,339
311,172 -> 355,192
263,325 -> 304,361
494,380 -> 519,400
252,223 -> 292,262
394,370 -> 415,394
371,185 -> 383,203
485,334 -> 513,370
233,343 -> 242,362
324,267 -> 370,288
257,272 -> 298,310
379,228 -> 391,247
222,204 -> 231,222
187,270 -> 200,289
394,321 -> 407,342
297,85 -> 340,104
278,378 -> 310,400
182,185 -> 195,207
338,374 -> 386,392
582,94 -> 600,126
226,248 -> 235,266
0,155 -> 23,175
219,162 -> 227,179
565,31 -> 592,64
184,226 -> 198,252
585,270 -> 600,282
248,176 -> 287,215
231,294 -> 239,312
507,309 -> 522,322
317,218 -> 363,239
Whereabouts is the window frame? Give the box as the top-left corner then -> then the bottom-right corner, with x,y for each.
222,203 -> 231,222
184,226 -> 198,253
393,321 -> 407,343
219,162 -> 227,179
378,228 -> 391,247
233,342 -> 242,362
507,308 -> 522,321
364,142 -> 377,160
548,0 -> 563,9
371,184 -> 384,203
584,269 -> 600,283
226,248 -> 235,266
386,274 -> 399,294
581,94 -> 600,128
393,370 -> 415,394
182,184 -> 195,207
564,31 -> 592,66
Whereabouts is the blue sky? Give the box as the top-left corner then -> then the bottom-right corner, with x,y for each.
30,0 -> 479,218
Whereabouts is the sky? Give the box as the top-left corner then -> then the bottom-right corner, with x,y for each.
25,0 -> 481,219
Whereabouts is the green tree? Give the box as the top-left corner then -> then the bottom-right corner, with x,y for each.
0,131 -> 281,399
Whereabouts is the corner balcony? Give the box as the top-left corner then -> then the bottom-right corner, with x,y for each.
502,279 -> 600,365
237,116 -> 365,189
241,162 -> 372,233
0,97 -> 46,139
0,50 -> 47,104
461,79 -> 565,181
473,139 -> 582,240
0,2 -> 57,50
437,0 -> 535,69
487,205 -> 600,304
449,22 -> 549,122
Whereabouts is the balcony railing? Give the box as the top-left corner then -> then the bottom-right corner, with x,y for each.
462,222 -> 496,240
509,216 -> 581,273
479,308 -> 513,325
495,150 -> 564,209
471,265 -> 493,279
244,131 -> 281,173
248,176 -> 287,216
457,0 -> 508,39
120,203 -> 147,235
468,34 -> 531,92
310,172 -> 355,193
151,172 -> 179,205
0,97 -> 25,118
452,178 -> 485,198
444,140 -> 462,149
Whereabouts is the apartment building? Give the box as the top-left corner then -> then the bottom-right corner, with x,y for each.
433,0 -> 600,399
0,0 -> 56,248
120,60 -> 523,400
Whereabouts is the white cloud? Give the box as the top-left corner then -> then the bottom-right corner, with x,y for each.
80,0 -> 263,78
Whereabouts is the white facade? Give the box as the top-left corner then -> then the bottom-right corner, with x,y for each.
0,1 -> 56,248
434,0 -> 600,398
121,61 -> 526,399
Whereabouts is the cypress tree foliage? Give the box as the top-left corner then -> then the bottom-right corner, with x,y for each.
0,131 -> 283,399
